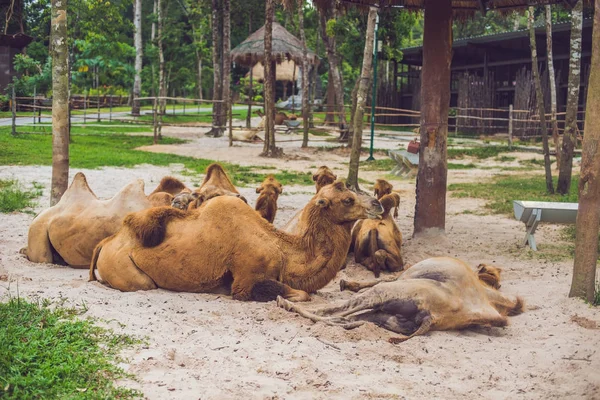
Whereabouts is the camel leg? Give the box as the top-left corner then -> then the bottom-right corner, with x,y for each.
95,248 -> 157,291
340,276 -> 398,292
276,296 -> 365,329
368,229 -> 381,278
374,249 -> 404,273
388,316 -> 433,344
483,287 -> 525,316
249,279 -> 311,302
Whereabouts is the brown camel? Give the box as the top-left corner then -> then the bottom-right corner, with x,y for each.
351,192 -> 403,277
256,109 -> 291,125
90,181 -> 384,301
25,172 -> 169,268
278,257 -> 524,343
282,166 -> 337,234
255,175 -> 283,223
477,264 -> 502,289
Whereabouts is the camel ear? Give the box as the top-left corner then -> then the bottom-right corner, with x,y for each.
332,181 -> 346,191
238,194 -> 248,204
276,184 -> 283,194
316,198 -> 330,208
256,186 -> 263,194
312,174 -> 318,182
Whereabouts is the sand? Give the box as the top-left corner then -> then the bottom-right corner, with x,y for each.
1,130 -> 599,399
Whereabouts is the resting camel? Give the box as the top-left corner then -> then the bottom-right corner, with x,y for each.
351,192 -> 403,277
24,172 -> 184,268
255,175 -> 283,223
282,166 -> 337,234
90,181 -> 384,301
277,257 -> 524,343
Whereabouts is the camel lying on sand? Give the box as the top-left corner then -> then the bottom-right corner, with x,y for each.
90,181 -> 384,301
277,257 -> 524,342
282,166 -> 337,234
25,173 -> 186,268
255,175 -> 283,223
171,163 -> 246,211
351,192 -> 403,276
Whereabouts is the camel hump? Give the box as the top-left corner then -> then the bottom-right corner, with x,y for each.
124,206 -> 186,247
202,163 -> 238,193
63,172 -> 97,201
151,176 -> 187,196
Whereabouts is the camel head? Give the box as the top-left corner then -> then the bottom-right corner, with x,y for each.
378,192 -> 400,219
373,179 -> 393,200
186,185 -> 247,210
256,175 -> 283,197
477,264 -> 502,289
171,191 -> 196,210
312,181 -> 383,223
150,176 -> 187,196
312,166 -> 337,193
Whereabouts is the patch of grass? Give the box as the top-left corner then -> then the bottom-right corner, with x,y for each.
594,283 -> 600,306
495,155 -> 517,162
520,158 -> 550,167
0,297 -> 141,399
0,179 -> 42,213
0,128 -> 312,186
449,175 -> 579,214
447,145 -> 512,160
361,158 -> 395,171
448,163 -> 477,170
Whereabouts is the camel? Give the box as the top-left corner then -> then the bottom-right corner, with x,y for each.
24,172 -> 179,268
255,175 -> 283,223
277,257 -> 524,343
351,192 -> 403,277
282,166 -> 337,234
89,181 -> 384,301
256,109 -> 292,125
477,264 -> 502,289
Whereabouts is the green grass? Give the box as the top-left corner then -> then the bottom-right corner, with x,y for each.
447,145 -> 512,160
495,155 -> 517,162
449,175 -> 579,215
0,127 -> 312,186
0,297 -> 141,399
448,163 -> 477,170
137,108 -> 250,125
0,179 -> 42,213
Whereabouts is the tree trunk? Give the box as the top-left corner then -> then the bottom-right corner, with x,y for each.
319,8 -> 347,134
545,5 -> 561,169
557,0 -> 584,195
50,0 -> 69,205
151,0 -> 157,98
223,0 -> 231,142
347,76 -> 361,147
132,0 -> 142,116
346,7 -> 377,191
157,0 -> 166,118
210,0 -> 223,137
413,0 -> 452,236
528,7 -> 554,194
298,0 -> 310,148
569,0 -> 600,302
196,50 -> 203,100
324,77 -> 335,124
261,0 -> 280,157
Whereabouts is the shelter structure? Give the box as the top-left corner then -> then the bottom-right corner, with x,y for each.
246,60 -> 301,100
327,0 -> 575,236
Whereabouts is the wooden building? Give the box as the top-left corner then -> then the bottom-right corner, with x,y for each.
0,33 -> 32,94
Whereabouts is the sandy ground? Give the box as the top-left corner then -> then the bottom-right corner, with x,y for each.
1,130 -> 599,399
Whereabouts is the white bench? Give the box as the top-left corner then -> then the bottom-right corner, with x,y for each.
513,200 -> 578,251
389,150 -> 419,177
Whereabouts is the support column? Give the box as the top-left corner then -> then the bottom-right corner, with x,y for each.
413,0 -> 453,236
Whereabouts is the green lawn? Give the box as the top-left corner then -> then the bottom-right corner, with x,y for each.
0,126 -> 313,186
0,297 -> 141,399
0,179 -> 42,213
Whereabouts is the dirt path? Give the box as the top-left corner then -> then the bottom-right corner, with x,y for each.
1,139 -> 598,399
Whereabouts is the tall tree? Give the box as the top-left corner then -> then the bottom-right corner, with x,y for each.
528,6 -> 554,194
557,0 -> 584,194
545,5 -> 560,169
261,0 -> 279,157
132,0 -> 142,116
298,0 -> 310,148
318,3 -> 347,135
157,0 -> 166,117
210,0 -> 223,137
50,0 -> 69,205
223,0 -> 231,143
413,0 -> 452,235
570,0 -> 600,302
346,7 -> 377,191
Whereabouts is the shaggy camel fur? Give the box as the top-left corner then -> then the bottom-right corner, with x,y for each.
351,192 -> 403,277
278,257 -> 524,342
25,173 -> 164,268
90,181 -> 384,301
255,175 -> 283,223
282,166 -> 337,234
477,264 -> 502,289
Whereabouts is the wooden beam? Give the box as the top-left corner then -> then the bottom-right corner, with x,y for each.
478,0 -> 487,15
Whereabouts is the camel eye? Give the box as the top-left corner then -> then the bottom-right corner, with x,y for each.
342,198 -> 354,206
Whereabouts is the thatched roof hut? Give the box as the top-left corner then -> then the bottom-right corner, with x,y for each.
231,22 -> 318,66
246,61 -> 300,82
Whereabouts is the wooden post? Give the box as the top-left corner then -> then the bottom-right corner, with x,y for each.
172,89 -> 175,115
246,66 -> 253,129
32,86 -> 36,125
153,97 -> 158,144
158,95 -> 163,140
11,85 -> 16,135
228,93 -> 233,147
183,89 -> 186,115
413,0 -> 453,236
109,94 -> 113,122
508,104 -> 513,149
83,90 -> 87,124
97,93 -> 100,122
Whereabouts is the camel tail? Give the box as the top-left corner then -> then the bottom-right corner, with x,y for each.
89,243 -> 102,282
368,228 -> 381,278
509,296 -> 525,316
